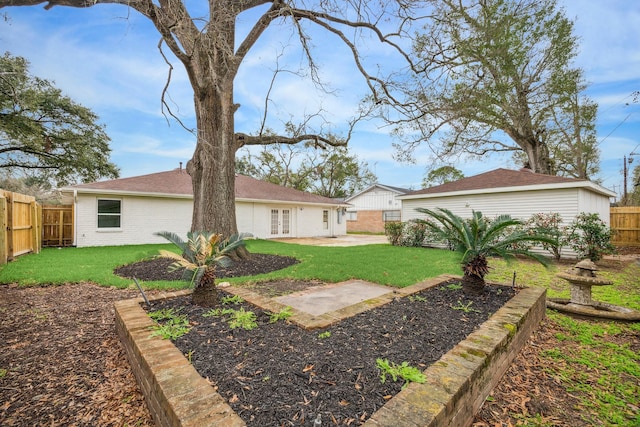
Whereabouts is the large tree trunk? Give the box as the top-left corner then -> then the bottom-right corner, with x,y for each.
185,63 -> 250,259
187,82 -> 238,237
525,140 -> 553,175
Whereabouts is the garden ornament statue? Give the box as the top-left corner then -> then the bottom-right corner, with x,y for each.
547,259 -> 640,321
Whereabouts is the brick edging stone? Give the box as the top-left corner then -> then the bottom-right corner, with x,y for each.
115,279 -> 546,427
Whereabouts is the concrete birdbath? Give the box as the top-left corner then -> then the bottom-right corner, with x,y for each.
547,259 -> 640,321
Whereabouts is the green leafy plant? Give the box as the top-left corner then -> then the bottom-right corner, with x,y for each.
148,307 -> 182,322
376,358 -> 426,389
451,300 -> 480,313
415,208 -> 554,293
526,212 -> 565,260
203,307 -> 258,330
0,368 -> 7,378
440,282 -> 462,291
148,309 -> 191,340
227,308 -> 258,330
268,306 -> 294,323
400,220 -> 428,247
384,222 -> 404,246
408,295 -> 427,302
318,331 -> 331,339
564,212 -> 615,261
221,295 -> 245,305
154,231 -> 247,306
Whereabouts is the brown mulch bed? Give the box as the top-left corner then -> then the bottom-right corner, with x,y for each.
0,283 -> 155,426
2,249 -> 638,426
114,253 -> 300,282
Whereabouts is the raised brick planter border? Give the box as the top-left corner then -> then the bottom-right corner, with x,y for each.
115,277 -> 545,427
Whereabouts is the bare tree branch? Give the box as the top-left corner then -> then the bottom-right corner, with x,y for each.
235,132 -> 345,149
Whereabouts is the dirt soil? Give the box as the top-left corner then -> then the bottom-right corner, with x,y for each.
1,251 -> 638,426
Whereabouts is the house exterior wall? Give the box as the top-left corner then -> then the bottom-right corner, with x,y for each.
346,187 -> 403,233
73,193 -> 346,247
347,210 -> 384,233
577,188 -> 611,225
402,187 -> 610,225
74,193 -> 193,248
347,187 -> 403,211
401,187 -> 612,259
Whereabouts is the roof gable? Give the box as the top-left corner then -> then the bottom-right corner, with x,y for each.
400,168 -> 615,198
345,183 -> 410,202
65,169 -> 347,206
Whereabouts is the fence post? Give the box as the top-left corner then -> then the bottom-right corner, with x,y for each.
0,196 -> 6,265
31,201 -> 41,254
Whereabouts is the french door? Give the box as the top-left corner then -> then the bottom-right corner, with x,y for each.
270,208 -> 291,237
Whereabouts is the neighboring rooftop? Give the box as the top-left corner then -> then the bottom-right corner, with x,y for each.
64,169 -> 348,206
400,168 -> 616,198
345,183 -> 411,202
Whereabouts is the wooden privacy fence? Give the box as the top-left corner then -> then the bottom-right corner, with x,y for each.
0,190 -> 41,265
611,207 -> 640,246
42,204 -> 74,247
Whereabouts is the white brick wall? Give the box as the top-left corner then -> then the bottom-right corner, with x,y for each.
74,194 -> 347,246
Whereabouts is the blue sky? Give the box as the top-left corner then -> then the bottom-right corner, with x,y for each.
1,1 -> 639,200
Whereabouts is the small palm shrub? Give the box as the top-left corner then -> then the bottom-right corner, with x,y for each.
155,231 -> 247,306
415,208 -> 555,293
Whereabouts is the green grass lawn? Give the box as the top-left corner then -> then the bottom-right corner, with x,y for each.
0,239 -> 462,289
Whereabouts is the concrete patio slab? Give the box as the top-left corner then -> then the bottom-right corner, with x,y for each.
274,280 -> 394,316
272,234 -> 388,246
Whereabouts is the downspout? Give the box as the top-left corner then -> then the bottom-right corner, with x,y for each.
73,189 -> 78,247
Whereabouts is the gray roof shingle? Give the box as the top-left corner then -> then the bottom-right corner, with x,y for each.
403,168 -> 593,196
66,169 -> 347,206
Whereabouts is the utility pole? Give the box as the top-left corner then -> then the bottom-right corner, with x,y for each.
625,146 -> 640,204
623,155 -> 629,203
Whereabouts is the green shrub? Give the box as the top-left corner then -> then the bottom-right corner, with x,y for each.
384,222 -> 404,246
564,212 -> 615,261
526,212 -> 565,260
401,220 -> 428,247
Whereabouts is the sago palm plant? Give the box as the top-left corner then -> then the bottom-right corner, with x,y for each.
415,208 -> 555,293
155,231 -> 247,306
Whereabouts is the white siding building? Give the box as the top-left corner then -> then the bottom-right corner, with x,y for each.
398,168 -> 616,257
62,169 -> 348,247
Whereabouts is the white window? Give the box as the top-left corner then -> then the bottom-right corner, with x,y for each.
383,210 -> 401,222
347,211 -> 358,221
322,210 -> 329,230
97,199 -> 121,228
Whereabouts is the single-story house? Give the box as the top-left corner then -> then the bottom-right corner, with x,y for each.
61,168 -> 349,247
344,183 -> 410,233
398,168 -> 616,257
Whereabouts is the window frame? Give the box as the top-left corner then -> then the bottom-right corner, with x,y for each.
96,198 -> 122,229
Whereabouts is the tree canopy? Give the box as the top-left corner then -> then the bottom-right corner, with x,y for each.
0,0 -> 421,238
391,0 -> 597,177
422,165 -> 464,188
0,52 -> 119,186
624,164 -> 640,206
236,142 -> 377,199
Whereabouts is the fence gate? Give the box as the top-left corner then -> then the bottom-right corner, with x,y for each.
610,207 -> 640,246
0,190 -> 41,264
42,205 -> 74,247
